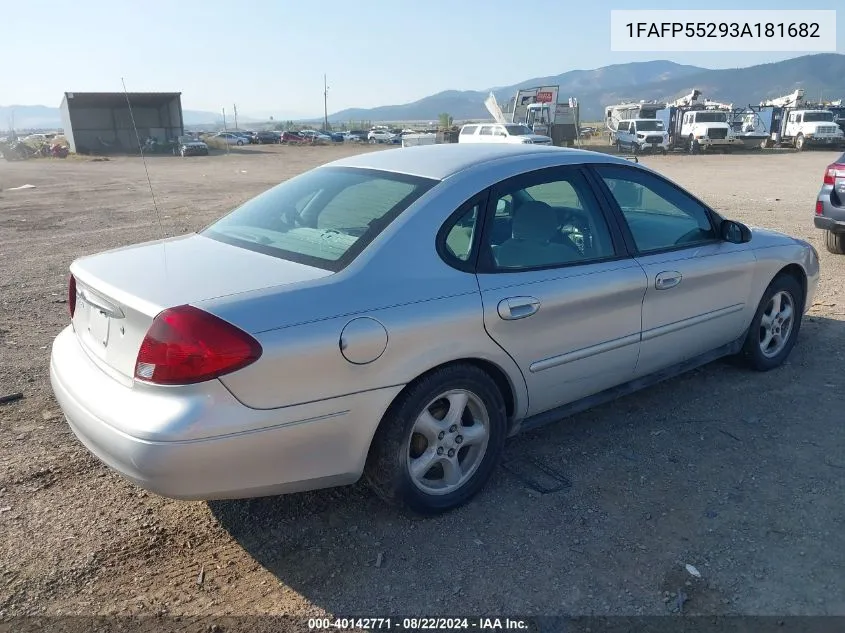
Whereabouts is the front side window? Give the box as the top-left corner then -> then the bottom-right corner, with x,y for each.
461,125 -> 478,135
596,165 -> 716,253
483,168 -> 616,270
203,167 -> 437,271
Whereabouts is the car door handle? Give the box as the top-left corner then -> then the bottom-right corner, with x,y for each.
655,271 -> 682,290
498,296 -> 540,320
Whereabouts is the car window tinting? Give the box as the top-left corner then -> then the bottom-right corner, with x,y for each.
443,203 -> 481,262
597,165 -> 716,253
202,167 -> 437,271
485,169 -> 616,270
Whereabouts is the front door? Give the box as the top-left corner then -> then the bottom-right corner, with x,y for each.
592,163 -> 755,376
475,166 -> 647,416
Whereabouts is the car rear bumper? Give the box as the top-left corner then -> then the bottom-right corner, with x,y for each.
815,215 -> 845,232
50,326 -> 403,500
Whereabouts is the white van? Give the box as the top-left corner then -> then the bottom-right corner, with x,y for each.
459,123 -> 552,145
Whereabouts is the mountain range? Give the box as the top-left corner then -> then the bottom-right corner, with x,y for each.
327,53 -> 845,122
4,54 -> 845,130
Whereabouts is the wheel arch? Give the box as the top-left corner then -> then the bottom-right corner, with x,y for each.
776,263 -> 808,308
379,357 -> 522,433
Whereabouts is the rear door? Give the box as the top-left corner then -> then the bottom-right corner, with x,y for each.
591,163 -> 755,376
474,165 -> 647,416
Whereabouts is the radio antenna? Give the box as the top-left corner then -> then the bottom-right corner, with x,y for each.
121,78 -> 165,237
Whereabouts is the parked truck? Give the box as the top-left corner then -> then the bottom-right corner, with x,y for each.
666,90 -> 738,153
759,89 -> 845,151
496,86 -> 580,147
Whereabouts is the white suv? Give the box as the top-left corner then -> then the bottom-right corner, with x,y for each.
615,119 -> 669,154
458,123 -> 552,145
368,129 -> 396,144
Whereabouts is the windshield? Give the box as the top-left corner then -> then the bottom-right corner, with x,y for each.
804,112 -> 834,122
695,112 -> 727,123
202,167 -> 437,271
635,120 -> 664,131
505,124 -> 534,136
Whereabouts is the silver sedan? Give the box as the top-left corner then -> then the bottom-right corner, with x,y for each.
50,144 -> 820,514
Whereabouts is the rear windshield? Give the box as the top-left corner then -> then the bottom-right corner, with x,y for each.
202,167 -> 437,271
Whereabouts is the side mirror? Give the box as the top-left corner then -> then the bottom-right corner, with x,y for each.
720,219 -> 752,244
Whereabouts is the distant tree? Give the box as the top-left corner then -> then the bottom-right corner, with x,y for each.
438,112 -> 453,129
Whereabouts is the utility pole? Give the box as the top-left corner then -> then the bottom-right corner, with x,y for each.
233,104 -> 238,130
323,74 -> 329,131
222,107 -> 227,131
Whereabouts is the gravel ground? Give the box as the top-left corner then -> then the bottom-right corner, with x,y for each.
1,144 -> 844,623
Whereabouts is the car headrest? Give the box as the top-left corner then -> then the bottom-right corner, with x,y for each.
512,201 -> 558,241
611,180 -> 641,208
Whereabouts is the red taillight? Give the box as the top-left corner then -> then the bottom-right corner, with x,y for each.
68,275 -> 77,319
135,305 -> 262,385
816,200 -> 824,215
823,163 -> 845,185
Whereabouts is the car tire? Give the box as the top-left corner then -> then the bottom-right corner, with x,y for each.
689,136 -> 698,154
661,148 -> 668,155
364,363 -> 507,515
237,140 -> 244,146
616,141 -> 622,153
795,134 -> 805,151
739,274 -> 804,371
825,230 -> 845,255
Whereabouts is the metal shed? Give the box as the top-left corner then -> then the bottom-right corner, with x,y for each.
59,92 -> 184,154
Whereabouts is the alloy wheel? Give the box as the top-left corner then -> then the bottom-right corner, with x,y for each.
407,389 -> 490,495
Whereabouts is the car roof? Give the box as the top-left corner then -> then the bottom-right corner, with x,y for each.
326,143 -> 635,180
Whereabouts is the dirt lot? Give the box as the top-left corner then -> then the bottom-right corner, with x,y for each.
1,144 -> 844,624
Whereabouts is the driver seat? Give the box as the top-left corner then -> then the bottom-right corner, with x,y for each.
495,201 -> 580,268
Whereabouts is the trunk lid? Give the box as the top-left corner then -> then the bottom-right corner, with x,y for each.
70,233 -> 332,379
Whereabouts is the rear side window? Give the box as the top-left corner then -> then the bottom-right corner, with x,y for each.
203,167 -> 437,271
461,125 -> 478,135
480,126 -> 494,135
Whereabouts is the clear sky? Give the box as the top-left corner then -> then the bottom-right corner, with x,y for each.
3,0 -> 843,118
